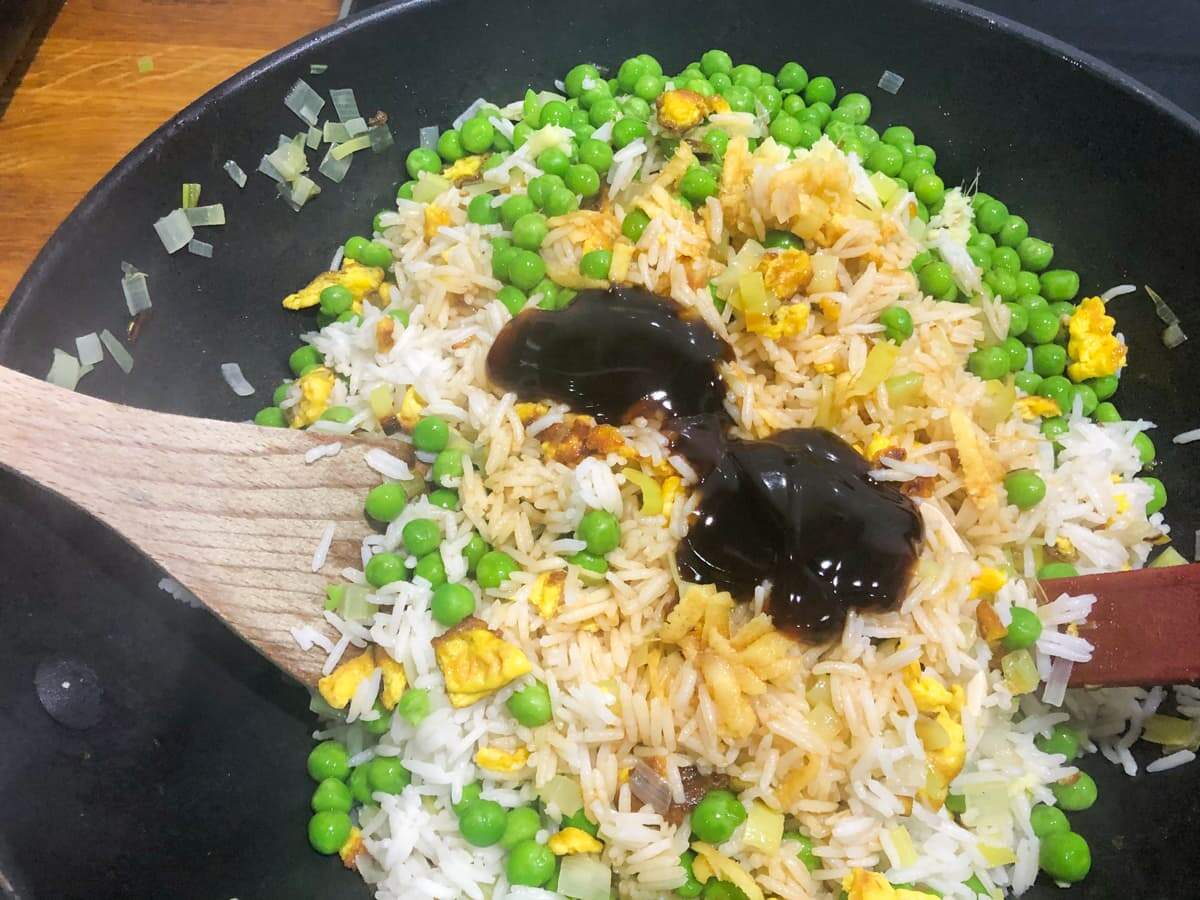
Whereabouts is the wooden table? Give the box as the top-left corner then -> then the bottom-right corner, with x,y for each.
0,0 -> 341,308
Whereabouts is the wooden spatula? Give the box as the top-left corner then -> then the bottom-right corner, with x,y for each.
2,365 -> 1197,690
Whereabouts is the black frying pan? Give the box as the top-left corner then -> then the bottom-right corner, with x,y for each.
2,1 -> 1198,897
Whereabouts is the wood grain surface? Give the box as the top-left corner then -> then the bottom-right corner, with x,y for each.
0,0 -> 340,308
0,363 -> 406,687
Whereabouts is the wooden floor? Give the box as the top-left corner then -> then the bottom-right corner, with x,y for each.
0,0 -> 340,307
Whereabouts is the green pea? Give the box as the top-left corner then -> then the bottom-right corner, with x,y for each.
913,143 -> 937,165
564,163 -> 601,197
507,679 -> 553,727
703,128 -> 731,161
1049,300 -> 1076,323
1086,374 -> 1119,401
461,533 -> 488,574
428,488 -> 459,510
482,151 -> 509,171
996,214 -> 1029,248
690,790 -> 747,843
413,551 -> 446,587
1040,269 -> 1080,302
272,381 -> 293,406
782,93 -> 806,117
254,407 -> 287,428
1052,772 -> 1098,812
312,777 -> 353,814
1012,272 -> 1039,299
467,193 -> 501,225
365,552 -> 405,588
1093,401 -> 1121,424
621,209 -> 651,244
578,509 -> 621,555
564,63 -> 599,98
402,518 -> 442,557
967,346 -> 1010,380
308,810 -> 352,855
1004,303 -> 1029,338
975,199 -> 1009,234
1001,337 -> 1027,371
881,125 -> 915,147
413,415 -> 449,453
769,114 -> 803,147
880,305 -> 913,343
913,173 -> 944,206
349,765 -> 373,804
492,241 -> 519,281
569,551 -> 609,581
731,63 -> 762,88
1003,606 -> 1043,650
318,284 -> 354,318
405,147 -> 441,179
511,212 -> 549,251
364,705 -> 393,735
702,882 -> 749,899
1133,431 -> 1155,465
1140,476 -> 1167,515
1041,413 -> 1070,443
1024,308 -> 1060,344
776,61 -> 809,92
431,449 -> 464,487
634,73 -> 665,101
456,798 -> 507,847
1018,293 -> 1048,311
866,143 -> 904,177
838,136 -> 869,160
580,249 -> 613,280
476,550 -> 519,589
1032,344 -> 1067,377
396,181 -> 416,201
1017,236 -> 1054,272
1014,371 -> 1043,394
533,278 -> 559,309
687,78 -> 716,98
1031,804 -> 1070,839
436,129 -> 464,162
944,793 -> 967,815
677,849 -> 704,897
431,582 -> 475,627
367,756 -> 411,795
543,184 -> 579,217
498,806 -> 542,851
617,57 -> 647,92
804,75 -> 836,105
321,405 -> 354,424
696,48 -> 731,77
899,158 -> 933,186
366,482 -> 408,523
589,97 -> 619,127
507,250 -> 547,292
512,121 -> 534,148
452,782 -> 483,817
1038,562 -> 1078,580
506,838 -> 555,886
1003,469 -> 1046,510
990,246 -> 1019,274
613,116 -> 650,150
782,831 -> 820,871
501,194 -> 537,229
396,687 -> 431,725
755,84 -> 782,117
1074,383 -> 1098,416
307,740 -> 350,782
534,147 -> 568,180
918,261 -> 955,298
289,345 -> 322,376
680,165 -> 718,203
358,241 -> 393,269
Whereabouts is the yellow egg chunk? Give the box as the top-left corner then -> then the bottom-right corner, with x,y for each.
548,827 -> 604,856
375,649 -> 408,710
289,366 -> 337,428
433,617 -> 532,708
281,259 -> 385,311
1014,395 -> 1061,420
842,868 -> 939,900
339,827 -> 364,869
969,567 -> 1007,599
474,746 -> 529,773
758,248 -> 813,300
442,154 -> 485,184
529,571 -> 565,619
424,204 -> 452,241
317,648 -> 377,710
1067,297 -> 1127,381
397,386 -> 424,429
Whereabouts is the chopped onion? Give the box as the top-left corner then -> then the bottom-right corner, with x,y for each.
257,153 -> 286,183
323,121 -> 351,144
368,124 -> 394,154
187,239 -> 213,258
339,585 -> 374,622
305,125 -> 322,149
220,362 -> 255,396
345,116 -> 368,137
290,175 -> 321,209
318,146 -> 353,183
120,260 -> 143,277
284,78 -> 325,126
452,98 -> 487,130
309,63 -> 328,75
331,134 -> 372,161
1145,285 -> 1179,325
621,468 -> 662,515
556,856 -> 611,900
275,182 -> 301,212
181,183 -> 201,209
629,761 -> 672,815
99,329 -> 134,373
1150,545 -> 1188,567
266,143 -> 307,182
1163,321 -> 1187,349
418,124 -> 440,150
121,271 -> 152,315
183,203 -> 226,227
878,70 -> 905,94
46,348 -> 82,390
153,209 -> 194,253
412,173 -> 451,203
75,332 -> 103,366
329,87 -> 361,123
536,774 -> 583,817
223,159 -> 247,188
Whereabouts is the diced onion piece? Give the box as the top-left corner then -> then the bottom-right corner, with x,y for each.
305,125 -> 322,149
323,121 -> 351,144
557,856 -> 611,900
368,385 -> 394,419
99,329 -> 134,373
318,146 -> 353,184
1145,285 -> 1179,325
412,173 -> 451,203
187,239 -> 214,258
847,342 -> 899,397
536,774 -> 583,817
258,154 -> 286,183
733,270 -> 774,315
712,240 -> 765,299
181,183 -> 201,209
976,379 -> 1016,430
223,159 -> 248,188
885,372 -> 924,406
629,761 -> 672,816
809,252 -> 839,293
330,134 -> 372,161
878,70 -> 905,94
452,97 -> 487,130
344,116 -> 368,137
122,271 -> 152,315
290,175 -> 321,209
75,332 -> 104,366
1142,714 -> 1199,746
329,87 -> 361,123
309,63 -> 328,75
284,78 -> 325,126
979,845 -> 1016,867
183,203 -> 226,227
266,143 -> 307,182
1163,321 -> 1187,349
368,124 -> 394,154
1000,649 -> 1039,694
120,260 -> 143,277
153,209 -> 194,254
806,702 -> 840,741
1150,546 -> 1188,568
915,715 -> 951,750
742,800 -> 784,854
220,362 -> 255,396
46,348 -> 82,390
339,585 -> 374,622
621,468 -> 662,515
889,825 -> 918,867
870,170 -> 901,204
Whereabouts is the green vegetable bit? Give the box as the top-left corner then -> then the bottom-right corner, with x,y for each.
690,789 -> 747,843
506,838 -> 555,886
431,582 -> 476,627
311,777 -> 353,813
1039,831 -> 1091,883
396,687 -> 431,725
1002,606 -> 1043,650
1051,772 -> 1098,811
308,810 -> 352,855
1003,469 -> 1046,510
476,550 -> 519,589
307,740 -> 350,782
459,799 -> 508,847
366,756 -> 411,794
365,482 -> 408,523
413,415 -> 450,452
506,679 -> 553,727
1030,804 -> 1070,838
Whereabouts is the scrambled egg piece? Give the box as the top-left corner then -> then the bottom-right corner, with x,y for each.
339,827 -> 364,869
759,248 -> 813,299
903,663 -> 961,714
282,259 -> 385,311
745,303 -> 810,341
318,648 -> 377,710
433,617 -> 532,707
529,571 -> 565,619
475,746 -> 529,773
976,601 -> 1007,642
515,402 -> 550,423
1067,297 -> 1126,381
927,708 -> 966,785
424,204 -> 452,241
398,386 -> 423,429
903,663 -> 967,807
548,827 -> 604,856
660,585 -> 797,740
949,407 -> 1003,509
656,89 -> 730,132
842,869 -> 936,900
661,475 -> 682,521
289,366 -> 337,427
691,842 -> 764,900
969,567 -> 1007,599
376,649 -> 408,710
1015,395 -> 1060,420
864,433 -> 898,463
817,297 -> 841,321
442,154 -> 485,184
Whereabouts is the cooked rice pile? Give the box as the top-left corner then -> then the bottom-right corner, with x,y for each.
284,100 -> 1187,900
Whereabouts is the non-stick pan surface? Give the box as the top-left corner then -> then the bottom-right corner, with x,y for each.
2,1 -> 1198,897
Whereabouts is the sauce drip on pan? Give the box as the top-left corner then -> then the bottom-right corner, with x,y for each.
486,287 -> 922,640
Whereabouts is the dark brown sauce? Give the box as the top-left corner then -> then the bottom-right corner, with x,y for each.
486,288 -> 922,640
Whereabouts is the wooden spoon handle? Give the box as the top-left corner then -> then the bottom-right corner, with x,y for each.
0,365 -> 387,687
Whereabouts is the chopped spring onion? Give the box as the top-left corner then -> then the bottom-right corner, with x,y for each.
75,332 -> 104,366
46,348 -> 82,390
344,116 -> 368,137
290,175 -> 321,209
329,87 -> 361,123
878,70 -> 905,94
284,78 -> 325,126
153,209 -> 194,254
187,239 -> 213,258
220,362 -> 255,397
330,134 -> 372,161
452,97 -> 488,130
1163,321 -> 1187,349
99,329 -> 134,373
121,270 -> 152,315
418,125 -> 440,150
556,856 -> 612,900
309,63 -> 328,76
181,183 -> 201,209
318,146 -> 353,183
305,125 -> 322,149
368,123 -> 394,154
323,121 -> 351,144
742,800 -> 784,854
266,143 -> 307,182
223,159 -> 248,188
137,56 -> 154,74
628,761 -> 672,816
183,203 -> 226,226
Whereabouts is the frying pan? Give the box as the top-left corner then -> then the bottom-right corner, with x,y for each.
2,0 -> 1198,897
